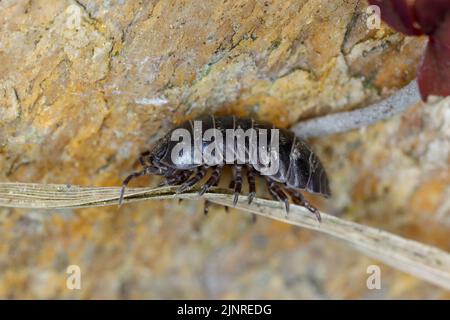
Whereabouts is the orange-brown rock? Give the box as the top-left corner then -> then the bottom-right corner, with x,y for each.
0,0 -> 448,299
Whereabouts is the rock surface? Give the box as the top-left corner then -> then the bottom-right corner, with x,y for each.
0,0 -> 448,298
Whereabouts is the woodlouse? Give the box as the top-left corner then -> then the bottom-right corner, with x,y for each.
119,115 -> 330,220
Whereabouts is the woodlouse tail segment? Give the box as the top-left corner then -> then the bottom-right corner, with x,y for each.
118,169 -> 147,207
323,182 -> 332,199
320,168 -> 332,198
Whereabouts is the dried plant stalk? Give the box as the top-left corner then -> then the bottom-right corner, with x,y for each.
0,182 -> 449,290
292,80 -> 421,138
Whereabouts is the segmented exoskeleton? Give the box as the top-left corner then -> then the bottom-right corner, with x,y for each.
119,115 -> 330,220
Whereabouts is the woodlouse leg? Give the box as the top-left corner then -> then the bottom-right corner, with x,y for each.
177,166 -> 209,193
246,166 -> 257,222
246,166 -> 257,205
265,178 -> 290,213
224,174 -> 236,213
204,200 -> 211,216
199,165 -> 224,215
119,169 -> 148,206
160,170 -> 192,187
176,170 -> 193,185
199,165 -> 224,196
174,172 -> 192,203
165,171 -> 193,203
157,169 -> 177,186
158,178 -> 170,187
139,151 -> 151,166
232,165 -> 243,206
286,188 -> 321,222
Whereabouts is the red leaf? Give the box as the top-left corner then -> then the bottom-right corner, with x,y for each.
415,0 -> 450,34
368,0 -> 423,35
418,14 -> 450,99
